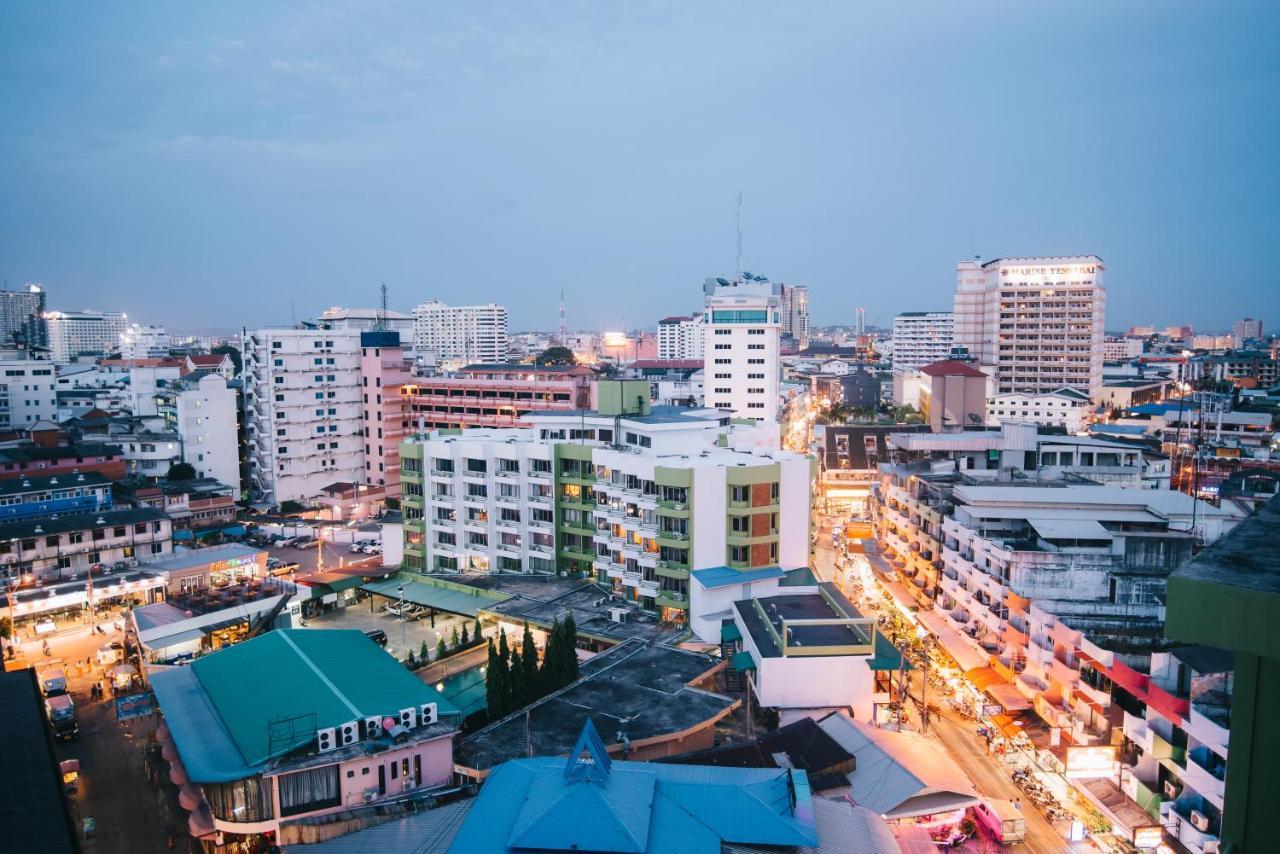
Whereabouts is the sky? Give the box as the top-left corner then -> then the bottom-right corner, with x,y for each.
1,2 -> 1277,335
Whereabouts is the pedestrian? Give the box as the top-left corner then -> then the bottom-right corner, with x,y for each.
1014,798 -> 1021,812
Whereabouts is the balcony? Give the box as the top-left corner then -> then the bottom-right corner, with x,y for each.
656,530 -> 689,545
656,563 -> 690,581
656,590 -> 689,610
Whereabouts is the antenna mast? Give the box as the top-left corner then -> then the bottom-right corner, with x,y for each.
557,289 -> 567,344
375,283 -> 388,332
735,191 -> 743,278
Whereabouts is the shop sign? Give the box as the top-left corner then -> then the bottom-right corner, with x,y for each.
1065,745 -> 1117,779
115,692 -> 155,721
1132,825 -> 1164,848
210,555 -> 258,573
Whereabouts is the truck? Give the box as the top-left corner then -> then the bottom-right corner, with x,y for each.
45,694 -> 79,742
973,798 -> 1027,845
39,668 -> 68,697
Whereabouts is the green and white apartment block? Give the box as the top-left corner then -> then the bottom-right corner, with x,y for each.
399,381 -> 814,640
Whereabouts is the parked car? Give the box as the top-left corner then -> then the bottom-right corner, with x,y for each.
269,562 -> 299,577
363,629 -> 388,647
973,799 -> 1027,845
349,542 -> 368,554
293,537 -> 316,548
361,543 -> 382,554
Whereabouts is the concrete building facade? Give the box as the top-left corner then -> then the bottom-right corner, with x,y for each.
0,285 -> 47,350
411,301 -> 508,367
657,314 -> 705,361
953,256 -> 1106,401
703,276 -> 782,423
45,310 -> 129,363
892,312 -> 954,374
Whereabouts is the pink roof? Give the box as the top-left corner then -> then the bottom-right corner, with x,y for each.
633,359 -> 703,370
920,359 -> 986,378
188,354 -> 228,366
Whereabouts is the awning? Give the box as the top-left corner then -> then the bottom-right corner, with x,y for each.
967,667 -> 1032,712
731,650 -> 757,672
145,628 -> 206,650
866,632 -> 912,671
720,622 -> 742,644
221,524 -> 247,537
361,575 -> 512,617
917,609 -> 991,673
173,530 -> 193,541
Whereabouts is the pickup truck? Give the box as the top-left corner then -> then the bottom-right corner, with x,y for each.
45,694 -> 79,742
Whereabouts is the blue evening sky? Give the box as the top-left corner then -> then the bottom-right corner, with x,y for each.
1,2 -> 1277,334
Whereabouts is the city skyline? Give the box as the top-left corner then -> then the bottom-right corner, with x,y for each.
2,3 -> 1277,332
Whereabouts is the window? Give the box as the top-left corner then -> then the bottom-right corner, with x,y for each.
278,766 -> 341,817
714,344 -> 731,350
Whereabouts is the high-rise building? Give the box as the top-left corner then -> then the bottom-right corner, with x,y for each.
779,284 -> 810,350
411,301 -> 508,367
241,327 -> 364,507
0,285 -> 47,351
953,256 -> 1106,400
1231,317 -> 1263,346
358,329 -> 411,495
891,311 -> 954,374
1102,336 -> 1143,362
317,306 -> 414,335
656,314 -> 704,361
702,276 -> 781,423
118,324 -> 171,359
45,310 -> 129,363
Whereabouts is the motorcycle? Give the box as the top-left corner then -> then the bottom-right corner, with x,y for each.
42,642 -> 52,656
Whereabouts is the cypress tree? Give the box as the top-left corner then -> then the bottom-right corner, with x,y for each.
520,622 -> 539,695
562,613 -> 580,683
498,628 -> 514,712
453,625 -> 463,649
437,638 -> 448,662
420,640 -> 430,661
485,639 -> 507,719
539,617 -> 562,692
473,617 -> 484,647
509,644 -> 527,709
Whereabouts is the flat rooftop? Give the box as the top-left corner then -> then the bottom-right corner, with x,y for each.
141,543 -> 264,573
455,639 -> 734,772
0,670 -> 77,854
1171,495 -> 1280,594
465,575 -> 681,644
734,583 -> 869,658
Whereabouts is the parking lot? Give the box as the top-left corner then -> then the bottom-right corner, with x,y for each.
307,597 -> 474,662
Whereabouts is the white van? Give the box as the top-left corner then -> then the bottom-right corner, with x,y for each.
973,799 -> 1027,845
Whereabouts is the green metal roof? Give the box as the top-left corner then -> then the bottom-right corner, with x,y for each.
720,622 -> 742,644
866,632 -> 913,671
362,574 -> 513,617
731,650 -> 757,672
189,629 -> 458,767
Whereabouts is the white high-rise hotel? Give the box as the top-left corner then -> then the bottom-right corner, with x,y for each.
953,256 -> 1106,400
703,276 -> 781,423
45,310 -> 129,363
411,301 -> 508,366
656,314 -> 704,361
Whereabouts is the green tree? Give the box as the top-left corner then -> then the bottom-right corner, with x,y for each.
472,617 -> 484,646
280,500 -> 304,514
436,638 -> 448,662
166,462 -> 197,480
405,650 -> 417,669
420,640 -> 430,662
453,625 -> 462,649
520,622 -> 539,691
485,639 -> 509,719
0,616 -> 11,641
211,344 -> 242,375
539,618 -> 564,693
562,614 -> 580,683
509,643 -> 528,709
535,346 -> 576,366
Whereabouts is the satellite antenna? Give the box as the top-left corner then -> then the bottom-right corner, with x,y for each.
375,283 -> 389,332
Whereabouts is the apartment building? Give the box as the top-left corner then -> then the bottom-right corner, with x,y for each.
891,312 -> 954,374
0,471 -> 113,523
1230,317 -> 1263,347
0,285 -> 47,350
1103,336 -> 1144,362
411,301 -> 508,367
779,284 -> 810,350
317,306 -> 413,335
156,370 -> 242,496
703,275 -> 782,423
0,506 -> 173,584
242,327 -> 364,507
400,382 -> 811,634
987,388 -> 1092,433
45,310 -> 129,363
118,324 -> 171,359
358,330 -> 411,496
953,256 -> 1106,400
0,356 -> 57,428
657,314 -> 705,361
402,363 -> 594,430
874,470 -> 1240,759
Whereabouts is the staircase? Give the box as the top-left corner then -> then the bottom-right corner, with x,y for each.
721,641 -> 743,693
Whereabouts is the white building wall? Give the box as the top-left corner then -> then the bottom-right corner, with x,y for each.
0,359 -> 57,428
45,311 -> 129,363
243,328 -> 364,506
892,312 -> 954,374
777,457 -> 810,568
411,302 -> 508,367
173,374 -> 242,495
689,465 -> 728,570
703,279 -> 781,423
987,392 -> 1090,433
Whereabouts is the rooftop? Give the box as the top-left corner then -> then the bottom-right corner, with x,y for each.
0,470 -> 111,496
468,575 -> 679,643
141,543 -> 263,574
450,718 -> 817,853
456,639 -> 734,772
0,505 -> 167,541
1169,644 -> 1235,676
1170,494 -> 1280,596
526,405 -> 725,426
692,565 -> 787,590
0,670 -> 77,854
150,629 -> 457,782
734,586 -> 869,658
919,359 -> 986,378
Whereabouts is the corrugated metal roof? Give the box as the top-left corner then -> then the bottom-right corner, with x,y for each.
149,665 -> 258,783
362,576 -> 512,617
816,714 -> 979,819
187,629 -> 457,767
281,798 -> 472,854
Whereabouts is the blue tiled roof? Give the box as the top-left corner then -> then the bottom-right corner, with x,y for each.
691,565 -> 786,589
1090,424 -> 1149,436
448,720 -> 819,854
1128,402 -> 1180,416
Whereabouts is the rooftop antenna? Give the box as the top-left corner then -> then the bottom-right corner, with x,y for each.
735,191 -> 744,279
375,283 -> 389,332
557,288 -> 567,344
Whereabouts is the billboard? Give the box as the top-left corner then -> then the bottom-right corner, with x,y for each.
1065,745 -> 1117,779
